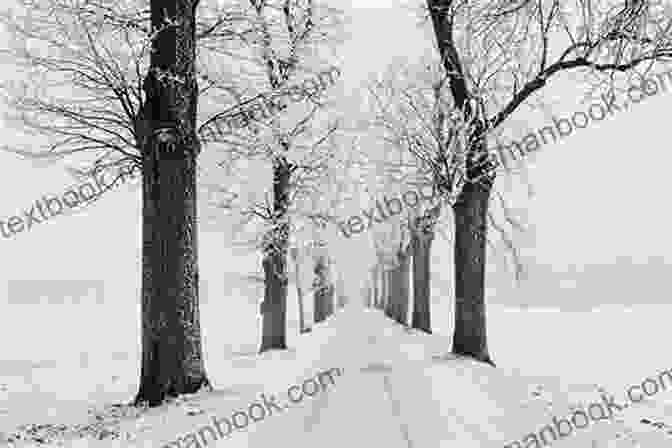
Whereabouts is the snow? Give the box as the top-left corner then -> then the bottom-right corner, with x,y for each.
1,293 -> 671,447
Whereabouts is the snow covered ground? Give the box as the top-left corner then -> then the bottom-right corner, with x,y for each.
1,285 -> 671,447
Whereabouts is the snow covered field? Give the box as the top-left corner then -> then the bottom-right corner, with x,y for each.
1,278 -> 670,447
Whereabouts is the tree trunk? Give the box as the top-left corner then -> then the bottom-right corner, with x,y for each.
369,267 -> 377,308
372,265 -> 380,309
411,226 -> 433,334
381,267 -> 390,311
135,0 -> 210,407
259,157 -> 292,353
379,265 -> 387,310
385,258 -> 398,321
398,246 -> 411,325
290,248 -> 309,334
384,263 -> 394,320
452,180 -> 495,366
425,0 -> 496,367
313,251 -> 334,324
386,247 -> 410,325
337,292 -> 347,309
334,268 -> 348,309
367,268 -> 376,308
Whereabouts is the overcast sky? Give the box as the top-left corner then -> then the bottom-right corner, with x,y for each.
0,1 -> 670,310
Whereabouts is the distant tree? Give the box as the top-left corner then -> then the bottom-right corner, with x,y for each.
312,240 -> 334,324
386,233 -> 411,326
366,55 -> 527,357
289,246 -> 310,333
191,0 -> 345,352
245,0 -> 343,351
410,203 -> 441,333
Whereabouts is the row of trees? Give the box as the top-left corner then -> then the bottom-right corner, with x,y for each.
360,0 -> 671,367
0,0 -> 670,407
0,0 -> 347,406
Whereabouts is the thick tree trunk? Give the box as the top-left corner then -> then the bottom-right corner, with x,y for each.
411,226 -> 433,333
259,158 -> 292,352
313,251 -> 334,324
426,0 -> 497,367
452,181 -> 495,366
385,247 -> 410,325
135,0 -> 209,407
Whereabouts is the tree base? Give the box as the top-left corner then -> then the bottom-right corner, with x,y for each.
132,377 -> 212,408
259,342 -> 288,354
452,350 -> 496,367
411,321 -> 432,334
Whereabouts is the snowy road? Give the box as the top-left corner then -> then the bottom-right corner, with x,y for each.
4,305 -> 671,448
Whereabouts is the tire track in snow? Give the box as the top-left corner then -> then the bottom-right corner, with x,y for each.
383,373 -> 414,448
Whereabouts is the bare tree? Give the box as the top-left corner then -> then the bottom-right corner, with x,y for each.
133,0 -> 212,406
230,0 -> 343,353
419,0 -> 672,366
0,0 -> 148,187
0,0 -> 249,181
289,246 -> 310,333
0,0 -> 255,406
365,61 -> 472,335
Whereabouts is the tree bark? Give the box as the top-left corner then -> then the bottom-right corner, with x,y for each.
259,157 -> 292,352
290,248 -> 309,334
135,0 -> 209,407
452,180 -> 495,366
411,224 -> 433,333
385,246 -> 410,325
313,251 -> 334,324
